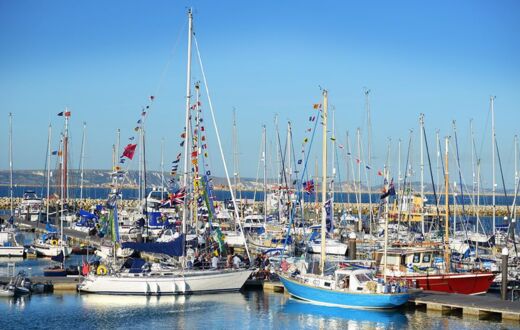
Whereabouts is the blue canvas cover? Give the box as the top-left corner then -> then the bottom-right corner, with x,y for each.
122,234 -> 185,257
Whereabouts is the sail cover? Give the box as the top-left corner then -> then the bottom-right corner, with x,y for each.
121,234 -> 185,257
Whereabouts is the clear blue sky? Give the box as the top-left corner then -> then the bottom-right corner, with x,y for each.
1,0 -> 519,189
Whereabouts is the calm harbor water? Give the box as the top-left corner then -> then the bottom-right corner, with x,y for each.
0,290 -> 514,330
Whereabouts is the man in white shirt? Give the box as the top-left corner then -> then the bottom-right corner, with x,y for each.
211,255 -> 219,269
233,254 -> 241,269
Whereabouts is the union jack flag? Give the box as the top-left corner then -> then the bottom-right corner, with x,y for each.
170,187 -> 187,205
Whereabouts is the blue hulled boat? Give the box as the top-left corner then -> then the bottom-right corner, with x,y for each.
279,268 -> 409,309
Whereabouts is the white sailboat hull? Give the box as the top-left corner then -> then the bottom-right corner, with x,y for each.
33,244 -> 71,257
0,246 -> 24,257
78,269 -> 253,295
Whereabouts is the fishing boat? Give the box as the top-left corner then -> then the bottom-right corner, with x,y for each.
278,90 -> 410,309
376,246 -> 495,295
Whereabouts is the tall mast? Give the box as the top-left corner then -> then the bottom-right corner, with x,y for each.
444,137 -> 450,271
320,89 -> 328,276
356,128 -> 362,232
79,122 -> 86,200
232,108 -> 238,199
63,109 -> 69,202
8,113 -> 13,219
263,125 -> 267,224
491,96 -> 496,235
331,106 -> 336,232
160,137 -> 165,195
364,89 -> 373,233
419,113 -> 425,234
397,138 -> 402,209
182,8 -> 194,235
513,135 -> 519,223
46,124 -> 52,224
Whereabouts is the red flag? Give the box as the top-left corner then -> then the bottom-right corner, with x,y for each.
122,144 -> 137,160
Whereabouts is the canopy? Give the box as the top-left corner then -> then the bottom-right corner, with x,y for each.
121,234 -> 185,257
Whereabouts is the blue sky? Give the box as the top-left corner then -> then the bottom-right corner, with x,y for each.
1,0 -> 519,189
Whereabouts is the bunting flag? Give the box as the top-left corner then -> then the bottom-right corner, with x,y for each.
313,103 -> 321,109
129,136 -> 135,140
330,136 -> 336,141
365,165 -> 371,170
51,151 -> 58,155
325,199 -> 333,233
191,151 -> 198,158
297,159 -> 302,164
150,95 -> 155,101
303,137 -> 309,143
377,170 -> 383,176
119,158 -> 126,164
122,144 -> 137,160
57,111 -> 71,117
338,144 -> 344,149
356,159 -> 361,164
180,141 -> 185,147
172,159 -> 180,164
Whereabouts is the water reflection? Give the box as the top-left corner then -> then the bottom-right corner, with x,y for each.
280,297 -> 408,328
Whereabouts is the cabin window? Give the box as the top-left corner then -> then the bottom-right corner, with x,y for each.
422,254 -> 431,263
324,282 -> 331,287
413,253 -> 420,264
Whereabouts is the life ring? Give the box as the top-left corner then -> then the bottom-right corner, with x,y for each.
96,265 -> 108,275
50,239 -> 59,246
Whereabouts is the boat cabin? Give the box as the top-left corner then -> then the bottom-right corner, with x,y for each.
375,247 -> 441,275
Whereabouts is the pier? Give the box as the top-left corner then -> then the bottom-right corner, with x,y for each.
0,275 -> 80,291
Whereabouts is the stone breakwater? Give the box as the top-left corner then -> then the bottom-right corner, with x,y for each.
0,197 -> 511,217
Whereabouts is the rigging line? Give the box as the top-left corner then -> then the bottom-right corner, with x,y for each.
477,101 -> 491,162
281,99 -> 322,258
423,123 -> 441,230
496,138 -> 511,216
452,122 -> 470,229
252,127 -> 264,204
153,20 -> 188,98
397,130 -> 413,235
193,34 -> 250,261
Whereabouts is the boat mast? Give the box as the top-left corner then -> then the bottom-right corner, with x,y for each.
420,113 -> 425,234
46,124 -> 52,224
320,89 -> 328,276
515,135 -> 519,223
160,137 -> 165,195
364,89 -> 373,234
63,109 -> 69,203
491,96 -> 496,235
8,113 -> 13,219
182,8 -> 194,235
263,125 -> 267,225
444,137 -> 450,271
331,106 -> 336,232
356,128 -> 362,232
79,122 -> 86,200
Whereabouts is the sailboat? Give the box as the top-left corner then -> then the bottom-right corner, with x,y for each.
0,113 -> 25,258
32,113 -> 72,258
278,90 -> 410,309
78,9 -> 252,295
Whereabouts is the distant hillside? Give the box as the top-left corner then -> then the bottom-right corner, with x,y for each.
0,170 -> 501,193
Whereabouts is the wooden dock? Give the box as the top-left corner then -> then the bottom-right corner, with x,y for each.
411,291 -> 520,322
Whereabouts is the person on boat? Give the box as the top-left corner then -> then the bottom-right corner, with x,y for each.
280,259 -> 289,272
211,254 -> 219,269
226,254 -> 233,268
233,254 -> 241,269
